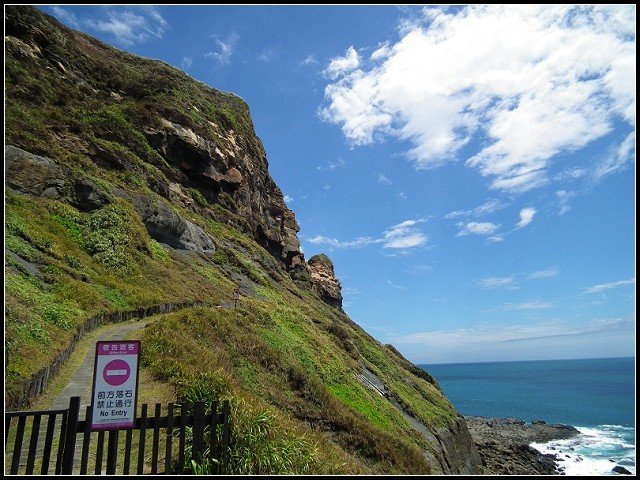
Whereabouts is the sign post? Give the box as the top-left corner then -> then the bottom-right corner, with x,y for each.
90,340 -> 140,430
233,288 -> 240,309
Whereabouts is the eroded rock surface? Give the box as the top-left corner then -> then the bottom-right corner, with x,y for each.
307,254 -> 343,309
465,416 -> 579,475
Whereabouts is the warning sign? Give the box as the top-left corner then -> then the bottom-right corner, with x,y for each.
90,340 -> 140,430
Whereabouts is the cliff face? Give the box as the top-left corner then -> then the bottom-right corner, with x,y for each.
5,6 -> 480,475
142,117 -> 306,273
5,4 -> 306,277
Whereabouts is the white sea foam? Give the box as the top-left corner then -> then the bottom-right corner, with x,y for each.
531,425 -> 636,476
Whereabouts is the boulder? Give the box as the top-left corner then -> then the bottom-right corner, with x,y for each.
612,466 -> 632,475
70,177 -> 111,212
130,194 -> 216,254
6,145 -> 65,196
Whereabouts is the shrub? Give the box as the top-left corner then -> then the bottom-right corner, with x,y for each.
85,203 -> 143,269
174,371 -> 232,406
226,401 -> 318,475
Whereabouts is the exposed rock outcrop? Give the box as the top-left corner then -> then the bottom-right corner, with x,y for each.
127,193 -> 216,254
613,465 -> 633,475
143,117 -> 305,273
432,416 -> 483,474
307,254 -> 343,309
357,366 -> 481,474
6,145 -> 110,212
6,144 -> 215,254
465,416 -> 580,475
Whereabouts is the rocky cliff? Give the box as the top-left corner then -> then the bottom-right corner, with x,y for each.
308,254 -> 343,309
5,6 -> 480,475
5,5 -> 306,277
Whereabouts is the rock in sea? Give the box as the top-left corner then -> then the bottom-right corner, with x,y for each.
612,465 -> 632,475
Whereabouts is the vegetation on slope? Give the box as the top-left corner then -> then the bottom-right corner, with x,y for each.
5,5 -> 459,474
6,187 -> 457,473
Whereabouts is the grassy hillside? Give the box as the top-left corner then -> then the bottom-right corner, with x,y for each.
5,6 -> 462,474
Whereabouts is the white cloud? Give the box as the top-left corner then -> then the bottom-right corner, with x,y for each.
445,198 -> 504,219
307,219 -> 428,251
321,5 -> 636,193
478,276 -> 518,289
393,317 -> 633,348
556,131 -> 635,187
84,7 -> 168,47
317,158 -> 345,171
307,235 -> 376,249
516,207 -> 536,229
384,233 -> 426,249
496,300 -> 554,311
527,268 -> 560,280
50,6 -> 168,46
377,173 -> 392,185
478,269 -> 559,289
283,194 -> 293,204
382,219 -> 428,249
307,235 -> 340,248
456,221 -> 500,237
387,280 -> 408,290
301,54 -> 318,66
50,6 -> 80,28
205,33 -> 238,64
371,42 -> 391,61
325,46 -> 360,78
592,131 -> 636,181
181,57 -> 193,69
584,278 -> 635,294
556,190 -> 577,215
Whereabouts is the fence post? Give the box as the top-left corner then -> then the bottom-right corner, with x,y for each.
192,402 -> 206,462
106,429 -> 119,474
61,396 -> 81,474
222,400 -> 231,469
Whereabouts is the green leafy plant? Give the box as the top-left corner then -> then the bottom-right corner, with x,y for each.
226,402 -> 318,475
174,371 -> 232,406
85,204 -> 136,269
190,457 -> 219,475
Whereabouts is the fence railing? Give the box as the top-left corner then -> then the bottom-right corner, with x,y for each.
5,396 -> 231,475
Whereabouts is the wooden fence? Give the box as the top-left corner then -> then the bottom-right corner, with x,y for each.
5,396 -> 231,475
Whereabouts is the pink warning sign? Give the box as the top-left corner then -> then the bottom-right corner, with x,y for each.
91,340 -> 140,430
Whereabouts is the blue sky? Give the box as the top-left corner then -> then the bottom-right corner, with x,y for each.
43,5 -> 636,364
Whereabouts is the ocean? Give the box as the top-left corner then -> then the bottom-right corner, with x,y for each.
420,357 -> 635,475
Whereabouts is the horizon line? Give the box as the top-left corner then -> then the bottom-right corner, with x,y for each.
417,355 -> 635,367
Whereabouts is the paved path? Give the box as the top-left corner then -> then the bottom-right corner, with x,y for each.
12,303 -> 232,474
50,318 -> 150,416
9,318 -> 151,473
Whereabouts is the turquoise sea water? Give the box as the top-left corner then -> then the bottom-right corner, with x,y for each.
420,357 -> 635,475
